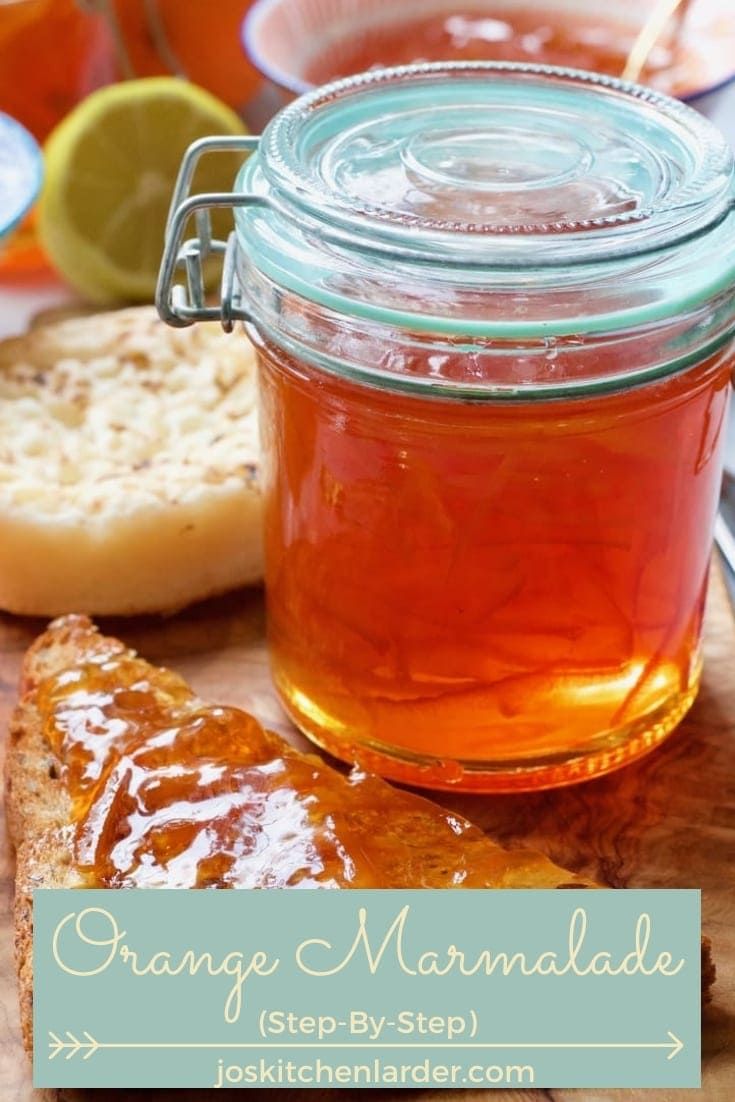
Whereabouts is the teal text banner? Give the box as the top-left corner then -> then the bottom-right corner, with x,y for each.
33,888 -> 700,1089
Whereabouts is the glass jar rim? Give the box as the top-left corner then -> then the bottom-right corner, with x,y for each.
250,61 -> 734,264
233,62 -> 735,398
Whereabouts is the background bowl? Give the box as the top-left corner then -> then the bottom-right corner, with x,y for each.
242,0 -> 735,129
0,112 -> 42,243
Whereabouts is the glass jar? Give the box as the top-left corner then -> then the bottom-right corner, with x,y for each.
113,0 -> 262,118
0,0 -> 120,141
157,63 -> 735,791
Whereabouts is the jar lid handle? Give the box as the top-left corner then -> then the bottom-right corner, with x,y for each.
156,135 -> 264,331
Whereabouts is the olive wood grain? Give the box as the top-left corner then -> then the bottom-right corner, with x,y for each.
1,573 -> 733,1102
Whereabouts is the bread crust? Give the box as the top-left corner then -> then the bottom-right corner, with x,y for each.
6,617 -> 104,1055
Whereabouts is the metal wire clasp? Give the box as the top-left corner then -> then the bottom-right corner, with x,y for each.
156,135 -> 263,332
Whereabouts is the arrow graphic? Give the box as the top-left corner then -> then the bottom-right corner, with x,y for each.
48,1031 -> 100,1061
666,1031 -> 684,1060
48,1030 -> 684,1061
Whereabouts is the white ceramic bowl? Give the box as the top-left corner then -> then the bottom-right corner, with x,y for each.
243,0 -> 735,127
0,111 -> 42,242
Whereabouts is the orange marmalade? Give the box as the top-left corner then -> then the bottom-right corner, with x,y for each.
303,8 -> 695,95
259,340 -> 730,790
34,619 -> 590,887
158,64 -> 735,789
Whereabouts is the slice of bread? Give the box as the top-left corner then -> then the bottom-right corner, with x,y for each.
5,615 -> 609,1057
0,306 -> 262,616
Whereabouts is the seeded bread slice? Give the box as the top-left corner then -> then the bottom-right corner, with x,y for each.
0,306 -> 262,616
5,616 -> 715,1068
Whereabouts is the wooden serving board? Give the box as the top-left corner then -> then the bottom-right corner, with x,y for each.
1,576 -> 734,1102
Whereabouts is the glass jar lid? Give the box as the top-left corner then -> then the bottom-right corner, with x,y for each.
233,63 -> 735,395
253,61 -> 733,264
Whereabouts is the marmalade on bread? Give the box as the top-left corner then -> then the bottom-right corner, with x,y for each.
34,615 -> 593,890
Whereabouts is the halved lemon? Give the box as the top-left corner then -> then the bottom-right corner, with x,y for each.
39,78 -> 246,303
